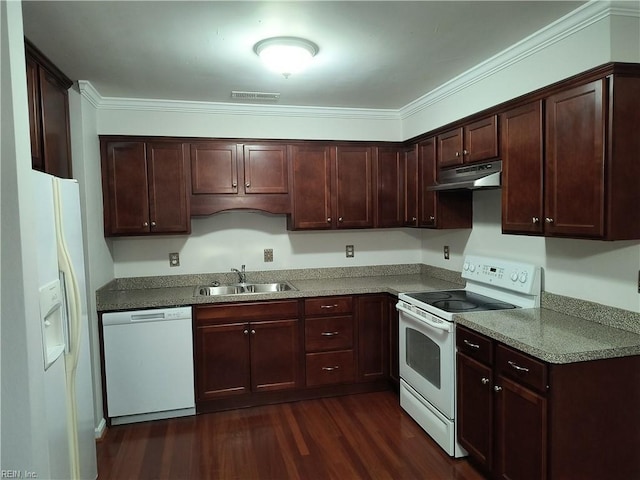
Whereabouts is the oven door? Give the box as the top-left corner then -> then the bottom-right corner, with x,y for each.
397,302 -> 455,419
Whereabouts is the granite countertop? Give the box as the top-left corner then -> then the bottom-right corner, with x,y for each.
96,265 -> 640,365
96,272 -> 462,312
455,308 -> 640,364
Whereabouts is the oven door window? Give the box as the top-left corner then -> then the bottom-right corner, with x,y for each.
406,327 -> 441,389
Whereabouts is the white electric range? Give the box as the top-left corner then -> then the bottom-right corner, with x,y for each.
396,255 -> 541,457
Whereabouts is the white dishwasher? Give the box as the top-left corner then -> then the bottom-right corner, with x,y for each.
102,306 -> 195,425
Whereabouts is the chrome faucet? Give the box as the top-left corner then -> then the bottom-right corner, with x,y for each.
231,265 -> 246,284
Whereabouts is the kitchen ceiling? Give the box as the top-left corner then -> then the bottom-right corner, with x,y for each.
21,1 -> 586,110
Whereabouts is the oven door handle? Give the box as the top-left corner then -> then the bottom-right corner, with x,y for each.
396,303 -> 452,332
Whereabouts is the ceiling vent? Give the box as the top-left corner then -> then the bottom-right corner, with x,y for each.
231,91 -> 280,101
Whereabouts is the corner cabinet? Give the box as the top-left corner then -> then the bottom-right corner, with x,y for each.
456,325 -> 640,480
26,39 -> 73,179
502,73 -> 640,240
404,139 -> 472,229
190,142 -> 290,215
100,139 -> 190,236
374,146 -> 404,228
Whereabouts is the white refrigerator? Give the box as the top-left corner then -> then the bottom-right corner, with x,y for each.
33,169 -> 98,480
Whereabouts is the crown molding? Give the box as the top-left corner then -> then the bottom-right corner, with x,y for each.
78,1 -> 634,123
398,0 -> 634,120
77,80 -> 102,108
78,82 -> 400,121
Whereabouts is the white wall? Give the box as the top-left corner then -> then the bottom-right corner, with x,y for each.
96,101 -> 402,141
113,213 -> 422,277
97,2 -> 640,314
68,88 -> 114,435
422,192 -> 640,312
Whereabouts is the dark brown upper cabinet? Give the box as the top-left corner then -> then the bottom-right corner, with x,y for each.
437,115 -> 499,169
503,73 -> 640,240
403,145 -> 419,227
501,101 -> 544,235
374,146 -> 404,228
334,146 -> 374,229
190,142 -> 290,216
289,144 -> 373,230
26,39 -> 73,179
100,139 -> 190,236
416,138 -> 472,229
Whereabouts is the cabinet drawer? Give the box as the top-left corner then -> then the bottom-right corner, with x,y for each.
305,316 -> 354,352
305,350 -> 355,386
496,344 -> 547,393
304,296 -> 353,316
457,326 -> 493,365
195,300 -> 299,325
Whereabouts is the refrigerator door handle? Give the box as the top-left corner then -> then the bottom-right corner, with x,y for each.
53,179 -> 83,480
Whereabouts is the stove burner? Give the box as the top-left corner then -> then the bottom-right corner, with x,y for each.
403,289 -> 519,313
432,300 -> 478,311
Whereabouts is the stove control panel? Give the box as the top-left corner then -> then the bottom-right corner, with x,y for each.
462,255 -> 540,295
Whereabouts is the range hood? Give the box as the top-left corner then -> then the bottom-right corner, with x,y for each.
427,160 -> 502,191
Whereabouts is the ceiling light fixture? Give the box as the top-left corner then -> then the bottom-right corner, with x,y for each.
253,36 -> 319,78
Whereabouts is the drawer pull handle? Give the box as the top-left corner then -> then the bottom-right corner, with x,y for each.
494,385 -> 503,392
320,304 -> 339,309
321,331 -> 340,337
508,360 -> 530,373
463,339 -> 480,349
481,377 -> 490,385
322,366 -> 340,371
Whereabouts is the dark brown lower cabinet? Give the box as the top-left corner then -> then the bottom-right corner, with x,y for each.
194,295 -> 393,413
356,294 -> 389,382
388,295 -> 400,388
195,301 -> 301,406
457,325 -> 640,480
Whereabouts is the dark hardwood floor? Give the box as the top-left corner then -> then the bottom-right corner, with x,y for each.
97,391 -> 485,480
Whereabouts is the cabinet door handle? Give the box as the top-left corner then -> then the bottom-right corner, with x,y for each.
412,216 -> 417,222
322,366 -> 340,371
494,385 -> 503,392
143,221 -> 149,227
232,181 -> 237,188
321,331 -> 340,337
327,217 -> 332,223
508,360 -> 530,373
243,329 -> 249,335
150,221 -> 156,227
429,215 -> 435,222
250,329 -> 256,335
455,151 -> 460,157
545,217 -> 554,224
245,182 -> 251,188
463,149 -> 469,155
320,304 -> 339,309
338,217 -> 344,222
532,217 -> 540,224
481,377 -> 490,385
463,339 -> 480,349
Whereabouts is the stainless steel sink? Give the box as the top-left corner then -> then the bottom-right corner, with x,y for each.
194,282 -> 296,297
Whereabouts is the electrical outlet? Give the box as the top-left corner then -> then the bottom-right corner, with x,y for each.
264,248 -> 274,262
443,245 -> 450,260
346,245 -> 355,258
169,252 -> 180,267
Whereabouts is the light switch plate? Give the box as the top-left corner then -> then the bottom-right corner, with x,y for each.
264,249 -> 274,262
444,245 -> 450,260
169,252 -> 180,267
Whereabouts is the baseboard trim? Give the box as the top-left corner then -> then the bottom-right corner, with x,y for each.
94,417 -> 107,441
